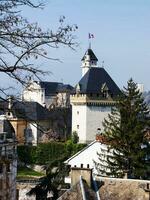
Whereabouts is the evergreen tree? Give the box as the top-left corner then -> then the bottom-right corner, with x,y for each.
96,79 -> 150,179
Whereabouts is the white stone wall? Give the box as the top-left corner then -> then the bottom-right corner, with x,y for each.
86,105 -> 111,142
17,185 -> 36,200
72,104 -> 111,143
137,83 -> 144,93
81,54 -> 97,77
57,92 -> 70,107
22,82 -> 45,106
25,120 -> 51,145
72,104 -> 87,143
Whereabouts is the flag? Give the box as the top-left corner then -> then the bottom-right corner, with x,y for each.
89,33 -> 94,39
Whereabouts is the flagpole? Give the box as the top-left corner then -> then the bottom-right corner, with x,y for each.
89,41 -> 91,49
88,33 -> 94,49
88,33 -> 91,49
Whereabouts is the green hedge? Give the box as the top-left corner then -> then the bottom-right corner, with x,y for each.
17,141 -> 86,165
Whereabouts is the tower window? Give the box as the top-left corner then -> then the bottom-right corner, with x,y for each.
77,125 -> 79,129
77,111 -> 79,115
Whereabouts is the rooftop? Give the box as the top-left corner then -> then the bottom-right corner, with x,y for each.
74,67 -> 121,96
81,48 -> 98,61
10,101 -> 52,121
39,82 -> 74,96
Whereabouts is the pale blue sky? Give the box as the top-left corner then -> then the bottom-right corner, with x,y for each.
3,0 -> 150,91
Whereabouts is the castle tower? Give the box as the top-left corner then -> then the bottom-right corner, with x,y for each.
81,48 -> 98,77
71,48 -> 121,143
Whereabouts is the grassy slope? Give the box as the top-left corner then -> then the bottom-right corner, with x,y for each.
17,166 -> 44,179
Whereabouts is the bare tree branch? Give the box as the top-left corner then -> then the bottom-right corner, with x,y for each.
0,0 -> 78,88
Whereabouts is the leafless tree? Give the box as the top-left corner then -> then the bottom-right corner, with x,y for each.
0,0 -> 77,88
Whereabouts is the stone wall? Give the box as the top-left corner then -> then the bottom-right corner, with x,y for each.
97,177 -> 150,200
17,182 -> 36,200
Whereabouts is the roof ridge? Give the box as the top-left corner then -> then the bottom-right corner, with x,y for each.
64,140 -> 97,163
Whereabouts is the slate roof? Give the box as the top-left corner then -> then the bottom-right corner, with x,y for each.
57,84 -> 74,92
39,82 -> 62,96
12,101 -> 52,121
81,48 -> 98,61
75,67 -> 121,96
39,82 -> 74,96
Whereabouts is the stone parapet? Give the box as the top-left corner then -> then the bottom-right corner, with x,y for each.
70,94 -> 116,106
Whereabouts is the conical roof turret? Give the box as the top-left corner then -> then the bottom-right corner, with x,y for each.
81,48 -> 98,61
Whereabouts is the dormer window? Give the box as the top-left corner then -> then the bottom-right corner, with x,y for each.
101,83 -> 109,98
76,84 -> 81,93
103,91 -> 107,98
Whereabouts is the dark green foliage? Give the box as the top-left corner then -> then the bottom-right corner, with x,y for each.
65,139 -> 86,156
35,143 -> 66,165
18,142 -> 86,199
27,157 -> 70,200
96,79 -> 150,179
72,131 -> 79,144
17,141 -> 86,165
27,171 -> 59,200
17,145 -> 37,164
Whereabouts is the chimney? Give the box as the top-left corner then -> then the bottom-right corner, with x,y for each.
71,166 -> 92,187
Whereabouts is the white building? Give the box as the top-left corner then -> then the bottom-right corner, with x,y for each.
137,83 -> 144,93
71,48 -> 121,143
65,140 -> 108,175
22,81 -> 73,109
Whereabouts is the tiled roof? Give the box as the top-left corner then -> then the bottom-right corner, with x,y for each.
75,67 -> 121,96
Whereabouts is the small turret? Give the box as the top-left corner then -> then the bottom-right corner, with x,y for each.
81,48 -> 98,77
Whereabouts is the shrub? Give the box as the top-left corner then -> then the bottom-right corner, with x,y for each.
17,141 -> 87,165
72,131 -> 79,144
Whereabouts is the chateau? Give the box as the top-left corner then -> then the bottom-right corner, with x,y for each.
71,48 -> 121,143
22,81 -> 73,109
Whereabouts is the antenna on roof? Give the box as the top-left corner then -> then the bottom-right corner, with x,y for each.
102,61 -> 104,68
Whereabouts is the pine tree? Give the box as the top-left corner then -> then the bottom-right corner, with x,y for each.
96,79 -> 150,179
